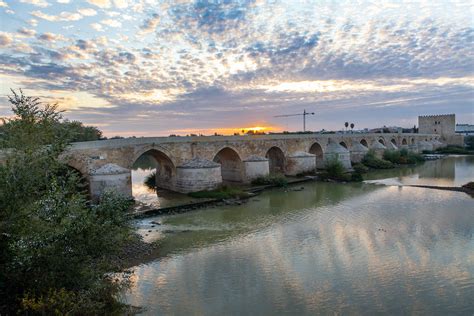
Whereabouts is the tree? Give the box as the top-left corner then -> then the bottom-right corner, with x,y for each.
350,123 -> 355,133
0,90 -> 134,314
344,122 -> 349,132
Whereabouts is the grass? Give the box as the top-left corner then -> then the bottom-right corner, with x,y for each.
251,174 -> 289,187
188,185 -> 251,199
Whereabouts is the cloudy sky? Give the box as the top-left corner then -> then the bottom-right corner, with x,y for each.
0,0 -> 473,136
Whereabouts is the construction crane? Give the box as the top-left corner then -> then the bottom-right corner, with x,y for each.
274,109 -> 315,132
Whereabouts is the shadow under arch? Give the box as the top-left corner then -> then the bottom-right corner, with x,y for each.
339,141 -> 348,149
378,138 -> 386,146
213,147 -> 243,182
309,142 -> 324,168
266,146 -> 286,174
132,148 -> 176,192
390,138 -> 397,146
360,139 -> 369,148
402,138 -> 408,145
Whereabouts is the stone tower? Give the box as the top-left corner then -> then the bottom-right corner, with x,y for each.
418,114 -> 463,146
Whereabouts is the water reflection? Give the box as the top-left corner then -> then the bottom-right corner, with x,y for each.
125,157 -> 474,314
365,155 -> 474,187
132,155 -> 195,209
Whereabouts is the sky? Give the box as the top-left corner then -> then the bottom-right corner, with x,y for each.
0,0 -> 473,137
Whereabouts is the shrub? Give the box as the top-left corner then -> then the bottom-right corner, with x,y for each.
325,157 -> 345,178
319,158 -> 353,182
435,145 -> 471,154
383,150 -> 401,164
462,182 -> 474,190
251,174 -> 288,187
352,163 -> 369,174
351,172 -> 364,182
144,171 -> 156,189
0,90 -> 134,314
362,151 -> 394,169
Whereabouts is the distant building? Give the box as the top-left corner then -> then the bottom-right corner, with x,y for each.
456,124 -> 474,136
418,114 -> 463,146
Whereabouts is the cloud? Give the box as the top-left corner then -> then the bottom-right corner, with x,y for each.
86,0 -> 110,8
78,8 -> 97,16
17,27 -> 36,37
19,0 -> 49,7
90,22 -> 103,32
101,19 -> 121,28
1,1 -> 473,136
32,10 -> 83,22
57,0 -> 69,3
37,32 -> 65,42
0,0 -> 8,8
0,32 -> 13,46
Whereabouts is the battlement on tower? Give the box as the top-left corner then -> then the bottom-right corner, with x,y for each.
418,114 -> 455,119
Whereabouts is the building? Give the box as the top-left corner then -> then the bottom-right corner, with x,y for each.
455,124 -> 474,136
418,114 -> 464,146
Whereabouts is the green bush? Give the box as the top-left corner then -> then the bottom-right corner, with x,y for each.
351,172 -> 364,182
319,158 -> 352,182
325,157 -> 345,178
0,90 -> 134,315
352,163 -> 369,174
383,149 -> 425,165
383,150 -> 401,163
188,185 -> 250,199
362,151 -> 394,169
435,145 -> 471,154
251,174 -> 289,187
144,171 -> 156,189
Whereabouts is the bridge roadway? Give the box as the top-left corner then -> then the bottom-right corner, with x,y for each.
60,132 -> 441,201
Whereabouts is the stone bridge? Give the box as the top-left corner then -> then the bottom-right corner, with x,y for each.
60,132 -> 442,201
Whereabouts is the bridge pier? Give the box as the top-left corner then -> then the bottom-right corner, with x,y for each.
89,163 -> 132,202
175,158 -> 221,193
286,152 -> 316,175
324,141 -> 352,169
242,156 -> 269,182
350,142 -> 369,163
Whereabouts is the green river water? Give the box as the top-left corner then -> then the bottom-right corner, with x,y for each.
125,156 -> 474,315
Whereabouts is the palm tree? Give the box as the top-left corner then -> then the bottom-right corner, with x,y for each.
344,122 -> 349,132
350,123 -> 354,133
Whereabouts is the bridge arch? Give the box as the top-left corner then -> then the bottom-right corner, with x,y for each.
360,139 -> 369,148
309,142 -> 324,168
411,138 -> 415,145
402,138 -> 408,146
213,147 -> 243,182
378,138 -> 386,146
339,141 -> 348,149
390,138 -> 397,146
132,148 -> 176,192
266,146 -> 286,174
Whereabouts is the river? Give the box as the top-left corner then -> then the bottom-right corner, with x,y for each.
125,156 -> 474,315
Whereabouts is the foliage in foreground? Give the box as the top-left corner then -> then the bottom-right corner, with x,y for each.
0,90 -> 134,314
251,174 -> 289,187
188,185 -> 250,199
